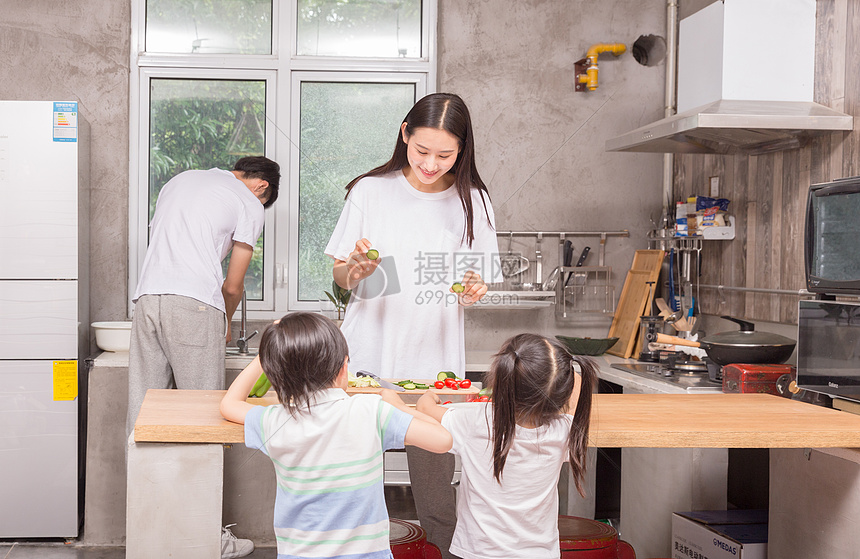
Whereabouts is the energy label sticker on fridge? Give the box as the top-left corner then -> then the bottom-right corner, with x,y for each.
53,361 -> 78,401
53,101 -> 78,142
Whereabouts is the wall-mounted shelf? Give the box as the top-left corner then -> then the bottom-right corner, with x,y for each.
471,290 -> 555,310
556,266 -> 615,318
471,230 -> 629,310
660,215 -> 736,242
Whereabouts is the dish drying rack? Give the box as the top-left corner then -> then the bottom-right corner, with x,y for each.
558,266 -> 615,318
473,229 -> 629,311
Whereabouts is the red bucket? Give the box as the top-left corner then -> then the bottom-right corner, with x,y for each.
390,518 -> 443,559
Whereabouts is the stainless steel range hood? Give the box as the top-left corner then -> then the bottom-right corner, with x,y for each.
606,99 -> 853,155
606,0 -> 853,155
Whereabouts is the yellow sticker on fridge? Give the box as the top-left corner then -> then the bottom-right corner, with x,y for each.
53,360 -> 78,401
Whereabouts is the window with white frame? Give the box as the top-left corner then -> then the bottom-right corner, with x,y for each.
130,0 -> 435,318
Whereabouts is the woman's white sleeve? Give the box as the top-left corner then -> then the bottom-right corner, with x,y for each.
324,187 -> 365,261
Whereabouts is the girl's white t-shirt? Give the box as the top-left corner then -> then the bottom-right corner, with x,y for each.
441,403 -> 574,559
325,171 -> 501,380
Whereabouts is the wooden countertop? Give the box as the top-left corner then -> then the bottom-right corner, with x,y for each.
133,389 -> 860,448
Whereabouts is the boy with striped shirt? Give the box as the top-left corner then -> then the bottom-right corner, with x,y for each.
221,312 -> 452,558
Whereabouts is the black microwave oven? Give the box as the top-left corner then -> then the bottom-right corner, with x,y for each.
805,176 -> 860,295
797,300 -> 860,403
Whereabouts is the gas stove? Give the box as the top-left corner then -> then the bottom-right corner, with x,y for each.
610,361 -> 723,392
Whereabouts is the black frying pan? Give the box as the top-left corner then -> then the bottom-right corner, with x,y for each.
649,316 -> 796,366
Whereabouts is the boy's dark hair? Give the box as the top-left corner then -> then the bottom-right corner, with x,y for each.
259,312 -> 349,413
485,333 -> 597,496
233,156 -> 280,208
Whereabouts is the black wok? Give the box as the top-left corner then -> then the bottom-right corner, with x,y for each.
649,316 -> 796,366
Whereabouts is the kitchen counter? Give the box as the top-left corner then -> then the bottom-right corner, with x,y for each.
133,389 -> 860,447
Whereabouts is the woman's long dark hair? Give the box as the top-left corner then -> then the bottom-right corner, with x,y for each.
258,312 -> 349,414
345,92 -> 491,247
484,334 -> 597,496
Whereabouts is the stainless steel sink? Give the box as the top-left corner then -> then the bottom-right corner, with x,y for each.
225,347 -> 257,357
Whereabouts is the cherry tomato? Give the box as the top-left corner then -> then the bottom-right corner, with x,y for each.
459,379 -> 472,389
449,383 -> 459,390
444,378 -> 457,388
441,401 -> 453,405
434,380 -> 445,389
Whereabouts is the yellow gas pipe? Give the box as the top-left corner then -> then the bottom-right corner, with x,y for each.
578,43 -> 627,91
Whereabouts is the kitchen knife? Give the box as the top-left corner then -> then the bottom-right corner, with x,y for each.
563,240 -> 573,285
565,246 -> 591,287
355,370 -> 405,391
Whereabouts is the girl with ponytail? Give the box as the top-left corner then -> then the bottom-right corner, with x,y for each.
417,333 -> 597,559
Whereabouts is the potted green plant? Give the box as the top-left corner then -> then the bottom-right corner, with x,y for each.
324,280 -> 351,322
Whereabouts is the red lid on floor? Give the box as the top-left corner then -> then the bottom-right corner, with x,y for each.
558,515 -> 618,550
389,518 -> 425,545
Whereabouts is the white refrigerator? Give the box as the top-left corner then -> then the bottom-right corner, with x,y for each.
0,100 -> 88,538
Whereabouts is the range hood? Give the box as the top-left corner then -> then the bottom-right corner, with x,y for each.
605,99 -> 853,155
607,0 -> 853,155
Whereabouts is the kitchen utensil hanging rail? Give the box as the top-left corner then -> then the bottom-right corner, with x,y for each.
496,230 -> 629,267
699,284 -> 815,296
495,230 -> 629,236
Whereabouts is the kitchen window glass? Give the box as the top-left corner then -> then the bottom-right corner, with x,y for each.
145,0 -> 273,54
296,80 -> 416,302
131,0 -> 436,317
296,0 -> 422,58
148,77 -> 268,300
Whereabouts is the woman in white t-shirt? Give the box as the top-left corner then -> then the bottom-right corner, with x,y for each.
416,334 -> 599,559
325,92 -> 501,559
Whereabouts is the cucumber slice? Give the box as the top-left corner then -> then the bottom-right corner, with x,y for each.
402,382 -> 416,390
414,383 -> 430,390
451,282 -> 465,293
366,249 -> 379,260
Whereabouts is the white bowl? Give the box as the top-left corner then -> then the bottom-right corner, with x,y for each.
92,321 -> 133,352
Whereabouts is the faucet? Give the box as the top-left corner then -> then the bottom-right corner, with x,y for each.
234,290 -> 258,355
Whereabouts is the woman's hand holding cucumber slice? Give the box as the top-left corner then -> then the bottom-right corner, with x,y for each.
451,270 -> 488,307
335,238 -> 381,289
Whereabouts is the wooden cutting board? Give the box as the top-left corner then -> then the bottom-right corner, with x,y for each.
607,249 -> 664,358
348,379 -> 479,396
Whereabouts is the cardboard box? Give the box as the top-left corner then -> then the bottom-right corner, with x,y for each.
672,510 -> 768,559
